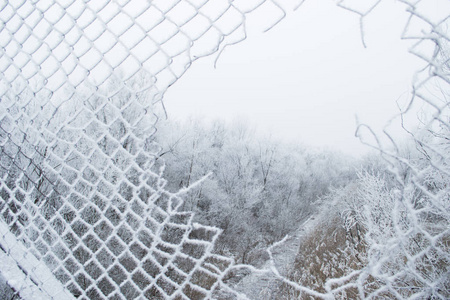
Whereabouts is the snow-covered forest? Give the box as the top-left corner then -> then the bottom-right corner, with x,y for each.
1,81 -> 448,298
155,113 -> 450,298
0,0 -> 449,299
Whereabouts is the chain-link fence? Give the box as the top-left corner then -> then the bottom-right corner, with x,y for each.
355,1 -> 450,298
0,0 -> 449,299
0,1 -> 289,298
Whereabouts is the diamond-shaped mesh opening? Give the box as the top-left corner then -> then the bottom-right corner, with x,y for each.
76,273 -> 93,290
144,285 -> 166,300
85,260 -> 104,280
137,229 -> 154,248
161,224 -> 187,245
72,220 -> 89,238
81,205 -> 102,225
157,276 -> 178,296
54,267 -> 71,284
43,253 -> 59,271
67,283 -> 82,298
181,242 -> 206,259
107,236 -> 126,256
119,182 -> 134,201
142,259 -> 161,278
130,242 -> 148,260
120,281 -> 140,300
94,220 -> 113,241
108,264 -> 128,286
96,247 -> 115,269
52,242 -> 69,260
50,217 -> 66,235
104,206 -> 122,226
183,284 -> 206,300
86,287 -> 103,300
64,257 -> 81,274
42,228 -> 58,246
173,255 -> 196,275
132,270 -> 151,290
119,252 -> 138,273
73,245 -> 91,265
165,266 -> 187,285
83,234 -> 102,253
191,269 -> 218,290
98,277 -> 115,297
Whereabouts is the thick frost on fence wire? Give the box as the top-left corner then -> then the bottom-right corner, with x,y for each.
0,0 -> 449,299
0,0 -> 290,299
337,0 -> 450,299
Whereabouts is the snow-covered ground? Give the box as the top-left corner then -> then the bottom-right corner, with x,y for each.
233,216 -> 319,299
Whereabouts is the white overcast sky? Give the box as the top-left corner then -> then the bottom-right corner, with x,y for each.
163,0 -> 426,155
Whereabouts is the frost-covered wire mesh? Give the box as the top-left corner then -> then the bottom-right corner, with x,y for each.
350,1 -> 450,299
273,1 -> 450,299
0,0 -> 289,299
0,0 -> 449,299
329,1 -> 450,299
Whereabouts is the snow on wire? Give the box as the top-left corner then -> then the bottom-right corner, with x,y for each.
0,0 -> 449,299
